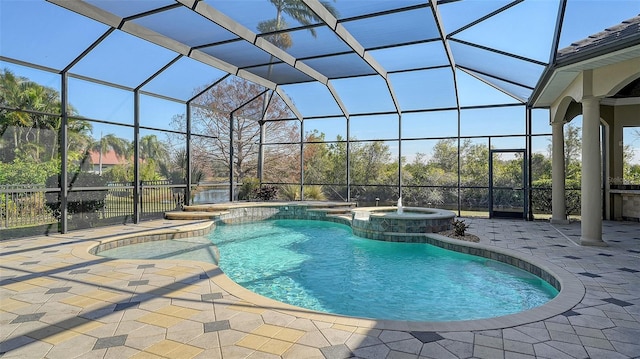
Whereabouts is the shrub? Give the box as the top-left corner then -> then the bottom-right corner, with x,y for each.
452,219 -> 470,236
44,172 -> 108,226
304,185 -> 326,200
238,177 -> 260,200
279,184 -> 300,200
531,178 -> 581,217
0,158 -> 59,185
254,185 -> 278,201
275,185 -> 327,201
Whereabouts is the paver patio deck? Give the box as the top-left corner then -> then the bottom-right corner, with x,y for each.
1,217 -> 639,358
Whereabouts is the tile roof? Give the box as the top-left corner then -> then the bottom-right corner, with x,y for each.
89,150 -> 125,165
557,14 -> 640,62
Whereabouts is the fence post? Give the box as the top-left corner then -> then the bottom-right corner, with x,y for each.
140,180 -> 143,218
4,189 -> 8,229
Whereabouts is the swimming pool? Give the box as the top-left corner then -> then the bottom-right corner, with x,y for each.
207,219 -> 558,321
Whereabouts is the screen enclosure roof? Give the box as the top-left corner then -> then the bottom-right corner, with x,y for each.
1,0 -> 639,119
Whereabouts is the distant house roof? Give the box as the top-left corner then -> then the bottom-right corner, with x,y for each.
89,150 -> 125,165
556,14 -> 640,65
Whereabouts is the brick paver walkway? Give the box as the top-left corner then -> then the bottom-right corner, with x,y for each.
1,218 -> 639,358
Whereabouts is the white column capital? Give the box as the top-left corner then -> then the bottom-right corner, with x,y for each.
580,96 -> 602,105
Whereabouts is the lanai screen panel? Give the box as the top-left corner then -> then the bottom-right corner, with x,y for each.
370,41 -> 449,72
1,1 -> 108,71
339,6 -> 440,49
390,68 -> 457,111
69,31 -> 178,89
67,79 -> 133,124
455,70 -> 522,107
132,5 -> 239,47
451,0 -> 559,63
330,75 -> 396,115
4,0 -> 638,121
278,82 -> 343,118
141,57 -> 228,102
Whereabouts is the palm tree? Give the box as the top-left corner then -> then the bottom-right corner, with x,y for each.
0,69 -> 71,163
1,70 -> 43,160
139,134 -> 170,179
90,133 -> 130,175
139,135 -> 169,163
257,0 -> 338,81
254,1 -> 339,182
67,118 -> 93,165
257,0 -> 339,51
21,84 -> 59,161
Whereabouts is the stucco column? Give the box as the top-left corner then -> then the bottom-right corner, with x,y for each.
580,96 -> 606,246
551,121 -> 568,224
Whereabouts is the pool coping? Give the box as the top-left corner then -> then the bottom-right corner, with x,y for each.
353,206 -> 456,220
82,217 -> 586,332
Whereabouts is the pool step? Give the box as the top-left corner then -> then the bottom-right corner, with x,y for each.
182,204 -> 233,212
303,201 -> 357,209
326,213 -> 353,222
307,207 -> 354,215
164,210 -> 229,220
166,201 -> 358,221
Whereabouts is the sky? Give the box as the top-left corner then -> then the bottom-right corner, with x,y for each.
1,0 -> 639,164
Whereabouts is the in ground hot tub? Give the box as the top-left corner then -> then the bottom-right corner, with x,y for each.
351,206 -> 456,241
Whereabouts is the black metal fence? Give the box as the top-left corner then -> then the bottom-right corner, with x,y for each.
0,180 -> 185,230
138,180 -> 185,218
1,181 -> 579,234
0,185 -> 56,229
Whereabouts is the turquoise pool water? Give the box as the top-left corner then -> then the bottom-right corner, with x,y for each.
208,220 -> 558,321
98,219 -> 558,321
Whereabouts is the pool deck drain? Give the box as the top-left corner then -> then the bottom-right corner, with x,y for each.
1,218 -> 640,358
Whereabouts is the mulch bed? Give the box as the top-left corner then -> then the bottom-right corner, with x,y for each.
438,230 -> 480,243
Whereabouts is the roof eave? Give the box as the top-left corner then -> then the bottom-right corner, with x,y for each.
530,34 -> 640,108
555,34 -> 640,68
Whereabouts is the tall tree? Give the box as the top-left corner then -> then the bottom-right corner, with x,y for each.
324,135 -> 348,185
351,141 -> 393,185
531,152 -> 552,182
1,69 -> 92,185
0,69 -> 72,163
302,130 -> 330,184
139,134 -> 169,163
563,123 -> 581,183
173,77 -> 296,183
429,139 -> 459,183
546,122 -> 582,186
254,1 -> 340,184
622,131 -> 640,184
1,69 -> 32,157
158,147 -> 204,185
460,140 -> 489,186
258,0 -> 339,51
89,134 -> 130,175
